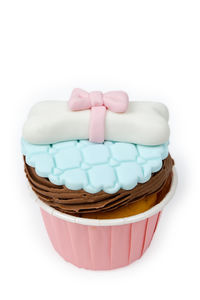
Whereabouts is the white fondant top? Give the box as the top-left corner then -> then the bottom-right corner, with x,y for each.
23,101 -> 169,145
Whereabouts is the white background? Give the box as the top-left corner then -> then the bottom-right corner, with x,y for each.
0,1 -> 199,299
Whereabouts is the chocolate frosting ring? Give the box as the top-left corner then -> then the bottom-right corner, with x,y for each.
24,154 -> 174,215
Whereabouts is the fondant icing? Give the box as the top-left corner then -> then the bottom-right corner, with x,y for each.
23,101 -> 169,146
22,138 -> 169,194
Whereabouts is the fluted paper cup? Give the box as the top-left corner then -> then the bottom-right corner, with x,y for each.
34,167 -> 177,270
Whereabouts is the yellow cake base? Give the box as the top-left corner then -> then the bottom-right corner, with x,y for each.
82,194 -> 157,219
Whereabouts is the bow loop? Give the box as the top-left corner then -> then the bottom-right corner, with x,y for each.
68,88 -> 91,111
103,91 -> 129,113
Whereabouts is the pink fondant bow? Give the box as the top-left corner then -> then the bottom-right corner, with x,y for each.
68,88 -> 129,143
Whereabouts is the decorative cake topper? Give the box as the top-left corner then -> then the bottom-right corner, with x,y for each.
68,88 -> 129,143
23,93 -> 170,145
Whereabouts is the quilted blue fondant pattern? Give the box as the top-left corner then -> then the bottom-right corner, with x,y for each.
22,139 -> 169,194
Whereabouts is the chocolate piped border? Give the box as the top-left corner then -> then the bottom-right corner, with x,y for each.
24,155 -> 174,215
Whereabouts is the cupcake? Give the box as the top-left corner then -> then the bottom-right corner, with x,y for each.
22,88 -> 177,270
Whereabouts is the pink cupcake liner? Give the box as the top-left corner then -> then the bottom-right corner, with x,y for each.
35,167 -> 177,270
41,209 -> 161,270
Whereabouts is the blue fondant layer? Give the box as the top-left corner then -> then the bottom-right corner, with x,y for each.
22,139 -> 169,194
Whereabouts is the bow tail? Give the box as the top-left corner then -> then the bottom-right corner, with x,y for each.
89,106 -> 106,143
